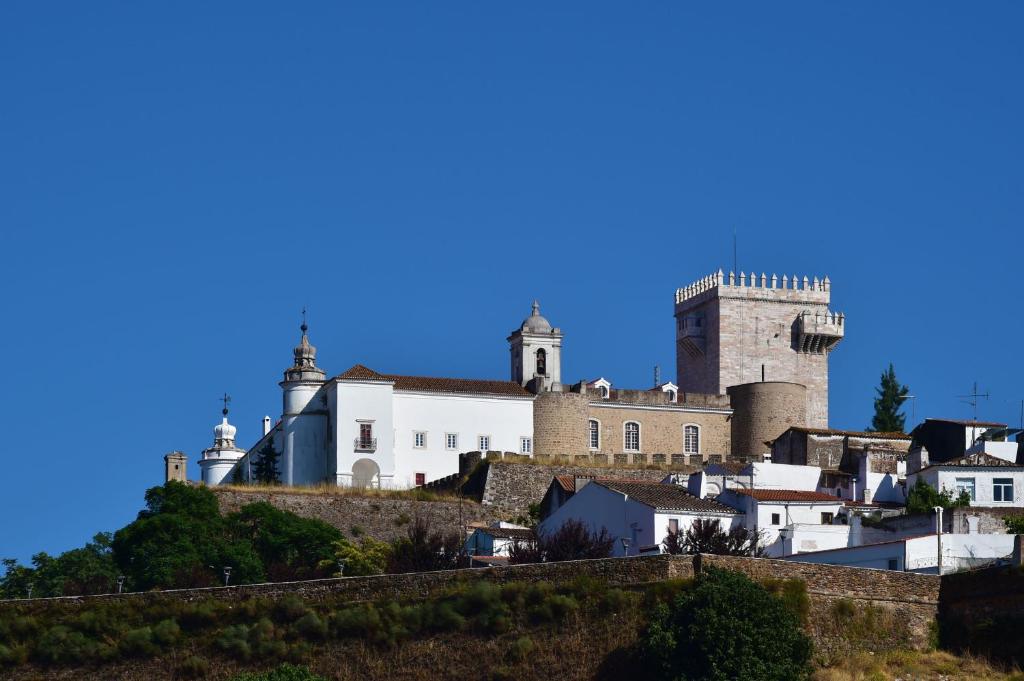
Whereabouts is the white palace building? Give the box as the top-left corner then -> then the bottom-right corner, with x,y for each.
198,306 -> 553,489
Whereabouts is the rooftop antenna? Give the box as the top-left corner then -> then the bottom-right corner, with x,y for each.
905,395 -> 917,427
956,382 -> 989,423
221,393 -> 231,417
957,382 -> 989,445
654,365 -> 661,387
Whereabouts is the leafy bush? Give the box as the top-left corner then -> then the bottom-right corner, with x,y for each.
906,479 -> 970,516
178,654 -> 210,678
1004,515 -> 1024,534
509,519 -> 613,564
274,595 -> 311,623
663,518 -> 763,557
507,636 -> 535,661
291,612 -> 327,641
119,626 -> 158,658
0,643 -> 28,667
640,567 -> 812,681
33,625 -> 114,665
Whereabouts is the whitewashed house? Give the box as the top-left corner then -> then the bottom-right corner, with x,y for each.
784,533 -> 1018,574
539,480 -> 742,557
716,488 -> 845,558
906,451 -> 1024,508
464,523 -> 535,561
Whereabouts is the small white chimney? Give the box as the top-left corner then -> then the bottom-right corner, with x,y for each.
262,415 -> 272,436
863,489 -> 872,504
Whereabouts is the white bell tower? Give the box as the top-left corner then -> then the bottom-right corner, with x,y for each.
508,300 -> 563,393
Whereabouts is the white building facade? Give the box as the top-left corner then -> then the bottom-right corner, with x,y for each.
907,452 -> 1024,508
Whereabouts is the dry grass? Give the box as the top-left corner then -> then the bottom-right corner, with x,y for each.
813,649 -> 1024,681
214,483 -> 460,502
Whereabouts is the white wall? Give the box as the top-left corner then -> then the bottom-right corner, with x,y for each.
910,467 -> 1024,507
333,380 -> 396,486
281,382 -> 328,486
391,391 -> 533,488
784,541 -> 906,571
748,462 -> 822,491
786,533 -> 1016,574
718,491 -> 843,558
653,511 -> 743,552
539,484 -> 662,557
967,440 -> 1019,463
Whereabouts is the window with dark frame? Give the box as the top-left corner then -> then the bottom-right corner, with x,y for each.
821,512 -> 834,525
771,513 -> 780,525
589,420 -> 600,449
668,518 -> 679,534
994,478 -> 1014,502
415,473 -> 425,486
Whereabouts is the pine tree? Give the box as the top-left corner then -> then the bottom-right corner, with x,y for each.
870,363 -> 910,433
251,441 -> 281,484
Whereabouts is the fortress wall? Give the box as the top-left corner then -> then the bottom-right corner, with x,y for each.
728,382 -> 807,458
3,554 -> 940,652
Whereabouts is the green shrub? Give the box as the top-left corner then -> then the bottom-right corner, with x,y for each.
179,602 -> 221,631
119,626 -> 158,657
763,578 -> 810,624
292,612 -> 328,641
329,603 -> 384,640
831,598 -> 857,619
70,607 -> 125,638
216,624 -> 253,661
506,636 -> 535,662
33,624 -> 114,665
643,578 -> 694,606
274,595 -> 311,623
639,567 -> 812,681
598,588 -> 633,614
178,654 -> 210,678
0,643 -> 28,666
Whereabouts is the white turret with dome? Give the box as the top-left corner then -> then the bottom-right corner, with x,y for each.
199,395 -> 246,485
507,300 -> 563,393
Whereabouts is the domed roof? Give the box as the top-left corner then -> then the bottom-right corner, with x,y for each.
293,321 -> 317,368
214,415 -> 237,445
521,300 -> 552,333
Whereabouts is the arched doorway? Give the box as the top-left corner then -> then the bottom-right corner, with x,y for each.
352,458 -> 381,489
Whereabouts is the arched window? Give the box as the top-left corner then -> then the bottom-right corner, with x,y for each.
624,422 -> 641,452
536,348 -> 547,375
600,385 -> 609,398
667,390 -> 676,403
588,419 -> 600,450
683,425 -> 700,455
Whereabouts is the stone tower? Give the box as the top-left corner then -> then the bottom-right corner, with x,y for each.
164,451 -> 188,483
675,270 -> 844,428
508,301 -> 563,393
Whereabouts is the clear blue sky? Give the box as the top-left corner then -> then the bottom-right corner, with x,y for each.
2,2 -> 1022,564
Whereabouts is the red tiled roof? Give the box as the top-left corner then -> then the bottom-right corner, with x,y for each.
596,480 -> 740,514
554,475 -> 576,492
735,489 -> 842,503
784,427 -> 910,440
335,365 -> 532,397
923,418 -> 1008,428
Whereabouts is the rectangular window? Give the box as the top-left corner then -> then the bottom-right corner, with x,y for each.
589,420 -> 600,450
520,437 -> 532,454
445,433 -> 458,450
683,425 -> 700,454
413,431 -> 426,449
994,478 -> 1014,503
478,435 -> 490,451
955,477 -> 976,501
771,513 -> 781,526
887,559 -> 898,571
821,512 -> 834,525
624,423 -> 640,452
668,519 -> 679,534
415,473 -> 426,486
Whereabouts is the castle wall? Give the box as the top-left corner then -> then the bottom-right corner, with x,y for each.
533,392 -> 590,458
727,382 -> 807,459
588,403 -> 730,462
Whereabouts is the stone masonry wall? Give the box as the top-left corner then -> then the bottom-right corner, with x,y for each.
533,391 -> 589,458
213,488 -> 507,543
2,554 -> 940,652
478,461 -> 690,517
587,403 -> 731,462
727,382 -> 807,458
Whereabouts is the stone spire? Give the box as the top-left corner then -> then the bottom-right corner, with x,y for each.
283,310 -> 326,383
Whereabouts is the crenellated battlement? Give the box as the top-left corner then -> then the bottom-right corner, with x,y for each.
674,269 -> 832,305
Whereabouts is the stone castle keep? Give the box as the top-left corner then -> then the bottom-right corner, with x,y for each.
189,269 -> 846,488
675,271 -> 844,428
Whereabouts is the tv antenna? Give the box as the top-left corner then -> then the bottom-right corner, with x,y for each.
956,382 -> 989,423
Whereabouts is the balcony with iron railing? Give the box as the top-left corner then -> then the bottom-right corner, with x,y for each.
354,437 -> 377,452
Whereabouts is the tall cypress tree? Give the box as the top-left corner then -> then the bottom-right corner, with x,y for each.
870,363 -> 910,433
251,441 -> 281,484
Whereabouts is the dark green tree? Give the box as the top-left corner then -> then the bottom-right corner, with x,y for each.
870,363 -> 910,432
662,519 -> 763,557
640,567 -> 812,681
905,479 -> 971,515
111,482 -> 264,590
225,502 -> 341,581
1,533 -> 119,598
251,440 -> 281,485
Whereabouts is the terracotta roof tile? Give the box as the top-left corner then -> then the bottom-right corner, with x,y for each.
596,480 -> 739,514
334,365 -> 531,397
735,489 -> 842,503
785,427 -> 910,440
